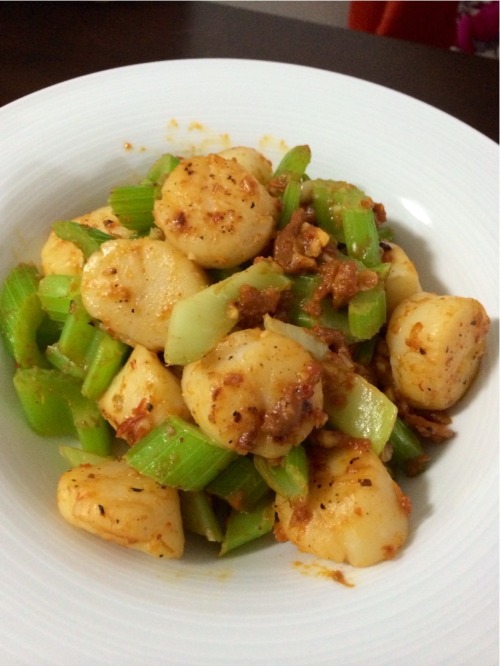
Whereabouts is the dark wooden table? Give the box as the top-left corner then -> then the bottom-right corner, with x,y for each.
0,1 -> 498,142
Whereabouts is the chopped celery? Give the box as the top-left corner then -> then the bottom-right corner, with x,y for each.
263,314 -> 329,361
254,445 -> 309,501
38,275 -> 81,322
348,283 -> 386,340
81,329 -> 130,401
13,367 -> 77,436
323,371 -> 397,455
36,315 -> 63,350
52,221 -> 113,259
180,490 -> 224,543
273,145 -> 311,179
108,184 -> 156,233
0,263 -> 48,368
278,179 -> 302,229
59,445 -> 111,467
342,207 -> 381,268
124,416 -> 237,491
57,295 -> 96,369
141,153 -> 180,190
13,367 -> 112,455
219,495 -> 275,556
389,417 -> 430,477
352,337 -> 378,366
288,274 -> 353,340
206,456 -> 269,512
165,260 -> 290,365
311,180 -> 367,243
45,343 -> 86,379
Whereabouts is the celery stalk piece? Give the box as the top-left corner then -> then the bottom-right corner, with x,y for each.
45,343 -> 86,379
206,456 -> 270,512
254,445 -> 309,501
323,372 -> 397,455
38,274 -> 81,322
180,490 -> 224,543
52,221 -> 113,259
263,314 -> 329,361
108,185 -> 156,233
352,337 -> 378,366
81,329 -> 130,401
389,417 -> 430,477
36,315 -> 63,351
141,153 -> 180,190
342,207 -> 382,268
59,445 -> 111,467
124,416 -> 237,491
288,274 -> 354,341
273,145 -> 311,179
13,367 -> 77,436
278,179 -> 302,229
219,495 -> 275,556
57,295 -> 96,369
348,283 -> 386,340
0,263 -> 48,368
12,367 -> 112,455
311,180 -> 368,243
165,260 -> 291,365
70,394 -> 112,456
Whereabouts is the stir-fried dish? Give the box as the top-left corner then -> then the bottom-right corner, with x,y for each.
0,145 -> 490,567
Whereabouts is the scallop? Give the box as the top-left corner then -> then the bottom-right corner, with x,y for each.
81,237 -> 208,351
386,291 -> 490,410
181,328 -> 326,458
154,153 -> 279,268
217,146 -> 273,184
57,460 -> 184,559
41,205 -> 132,276
275,445 -> 410,567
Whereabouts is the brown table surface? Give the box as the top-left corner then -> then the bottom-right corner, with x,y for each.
0,1 -> 498,142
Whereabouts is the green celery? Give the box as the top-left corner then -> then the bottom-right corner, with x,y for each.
278,179 -> 302,229
273,145 -> 311,179
352,337 -> 378,366
108,184 -> 156,233
389,417 -> 430,477
254,445 -> 309,501
13,367 -> 77,436
342,207 -> 381,267
348,283 -> 386,340
52,221 -> 113,259
0,263 -> 48,368
124,416 -> 237,491
323,371 -> 397,455
141,153 -> 180,191
59,445 -> 111,467
206,456 -> 269,512
311,180 -> 367,243
13,367 -> 112,455
288,274 -> 353,341
36,315 -> 63,351
180,490 -> 224,543
263,314 -> 329,361
45,343 -> 86,379
38,274 -> 81,322
57,295 -> 96,369
219,495 -> 275,556
165,260 -> 290,365
81,329 -> 130,401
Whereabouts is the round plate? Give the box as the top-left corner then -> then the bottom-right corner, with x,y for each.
0,59 -> 497,665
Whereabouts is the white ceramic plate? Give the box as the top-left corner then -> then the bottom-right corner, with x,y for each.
0,59 -> 497,666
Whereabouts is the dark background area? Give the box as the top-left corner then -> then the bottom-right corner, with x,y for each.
0,1 -> 497,141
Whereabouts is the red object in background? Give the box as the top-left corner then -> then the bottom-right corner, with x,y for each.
349,1 -> 459,48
